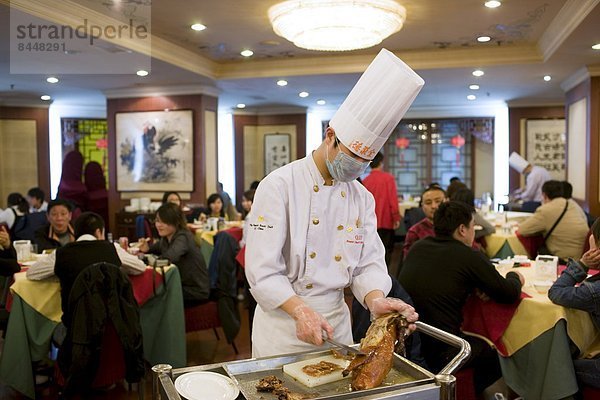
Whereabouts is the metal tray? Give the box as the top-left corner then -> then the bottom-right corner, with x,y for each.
154,322 -> 470,400
223,346 -> 435,400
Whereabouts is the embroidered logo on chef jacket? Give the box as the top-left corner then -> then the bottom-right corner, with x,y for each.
342,228 -> 366,267
346,233 -> 364,245
249,215 -> 274,231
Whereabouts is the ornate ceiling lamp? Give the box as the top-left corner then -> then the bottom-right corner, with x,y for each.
268,0 -> 407,51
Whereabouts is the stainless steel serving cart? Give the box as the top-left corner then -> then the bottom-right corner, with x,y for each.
152,322 -> 471,400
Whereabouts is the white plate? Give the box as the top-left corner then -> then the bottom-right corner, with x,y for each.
174,371 -> 239,400
20,260 -> 37,266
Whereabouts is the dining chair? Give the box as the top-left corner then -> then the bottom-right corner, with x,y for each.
56,262 -> 145,398
0,275 -> 13,338
184,300 -> 239,354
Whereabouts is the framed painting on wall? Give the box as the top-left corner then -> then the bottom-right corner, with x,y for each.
264,133 -> 291,175
116,110 -> 194,191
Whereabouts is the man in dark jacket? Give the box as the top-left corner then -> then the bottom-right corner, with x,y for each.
54,212 -> 144,394
399,201 -> 524,395
34,199 -> 75,252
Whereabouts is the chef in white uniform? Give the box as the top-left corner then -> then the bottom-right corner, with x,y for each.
246,49 -> 424,358
509,152 -> 551,203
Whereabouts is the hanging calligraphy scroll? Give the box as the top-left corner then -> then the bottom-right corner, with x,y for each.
264,133 -> 291,175
526,119 -> 566,181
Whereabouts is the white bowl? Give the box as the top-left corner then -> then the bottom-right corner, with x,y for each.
533,280 -> 553,294
513,255 -> 529,263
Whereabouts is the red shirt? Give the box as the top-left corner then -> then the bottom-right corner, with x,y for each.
362,169 -> 400,230
403,217 -> 434,259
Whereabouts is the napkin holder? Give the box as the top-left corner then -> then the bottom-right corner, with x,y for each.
535,255 -> 558,281
14,240 -> 32,262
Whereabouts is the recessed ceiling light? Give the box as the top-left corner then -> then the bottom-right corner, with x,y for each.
592,43 -> 600,50
46,77 -> 59,83
299,91 -> 309,98
191,23 -> 206,31
469,84 -> 480,90
136,70 -> 149,76
472,69 -> 485,77
40,95 -> 51,101
484,1 -> 501,8
477,36 -> 491,43
240,49 -> 254,57
277,79 -> 288,86
467,94 -> 476,101
236,103 -> 246,109
316,99 -> 326,105
543,75 -> 552,82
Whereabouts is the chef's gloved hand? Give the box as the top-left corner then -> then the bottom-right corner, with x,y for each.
291,304 -> 334,346
370,297 -> 418,332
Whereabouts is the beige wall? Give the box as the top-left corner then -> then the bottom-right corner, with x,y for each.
204,110 -> 218,197
567,98 -> 587,201
243,124 -> 297,189
0,120 -> 38,208
473,138 -> 494,198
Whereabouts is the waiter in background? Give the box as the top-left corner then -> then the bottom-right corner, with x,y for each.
245,49 -> 424,357
509,152 -> 551,212
362,152 -> 401,268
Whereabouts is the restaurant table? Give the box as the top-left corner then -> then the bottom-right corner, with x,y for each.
0,266 -> 186,399
482,211 -> 533,259
463,263 -> 600,399
192,225 -> 244,266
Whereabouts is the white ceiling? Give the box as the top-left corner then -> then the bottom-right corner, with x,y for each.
0,0 -> 599,115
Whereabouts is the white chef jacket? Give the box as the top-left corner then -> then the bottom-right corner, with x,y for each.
521,165 -> 551,202
245,154 -> 391,357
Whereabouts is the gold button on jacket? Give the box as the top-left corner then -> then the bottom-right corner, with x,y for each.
305,283 -> 313,289
312,218 -> 320,225
309,252 -> 316,259
337,225 -> 344,230
313,185 -> 319,192
334,255 -> 342,262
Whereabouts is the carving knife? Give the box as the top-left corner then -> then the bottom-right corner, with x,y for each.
322,336 -> 366,356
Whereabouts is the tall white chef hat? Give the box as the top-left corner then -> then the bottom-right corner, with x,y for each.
509,152 -> 530,173
329,48 -> 424,160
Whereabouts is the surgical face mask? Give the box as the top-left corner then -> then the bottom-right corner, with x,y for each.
326,137 -> 370,182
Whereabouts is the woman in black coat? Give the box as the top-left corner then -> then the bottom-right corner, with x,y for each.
139,203 -> 209,307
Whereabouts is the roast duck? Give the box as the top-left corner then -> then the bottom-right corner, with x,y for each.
342,312 -> 409,390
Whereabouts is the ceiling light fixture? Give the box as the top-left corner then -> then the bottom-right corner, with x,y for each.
41,95 -> 51,101
277,79 -> 288,86
236,103 -> 246,109
136,70 -> 149,76
472,69 -> 484,77
191,23 -> 206,31
467,95 -> 476,101
543,75 -> 552,82
240,49 -> 254,57
299,91 -> 309,98
477,36 -> 491,42
268,0 -> 406,51
484,1 -> 501,8
46,77 -> 59,83
316,99 -> 326,105
469,84 -> 480,90
592,43 -> 600,50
